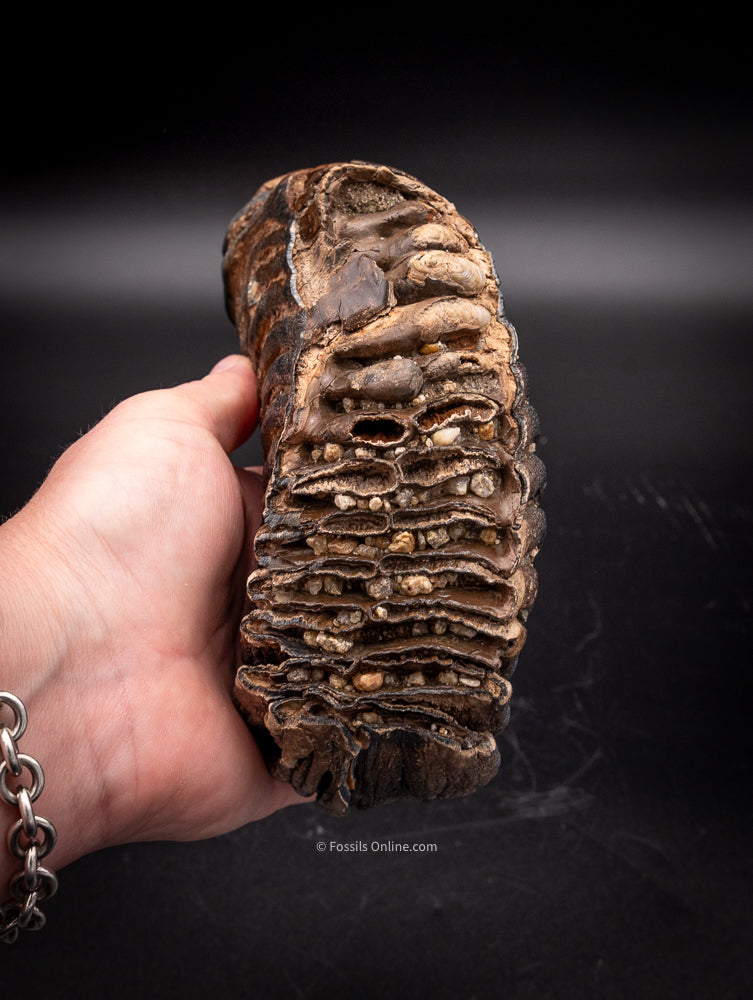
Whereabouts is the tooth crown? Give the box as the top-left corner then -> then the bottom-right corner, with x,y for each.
223,162 -> 545,814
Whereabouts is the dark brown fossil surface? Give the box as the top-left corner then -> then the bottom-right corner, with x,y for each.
223,162 -> 545,815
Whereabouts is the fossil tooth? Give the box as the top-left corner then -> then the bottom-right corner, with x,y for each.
223,161 -> 545,815
332,298 -> 492,361
347,356 -> 424,403
393,249 -> 487,298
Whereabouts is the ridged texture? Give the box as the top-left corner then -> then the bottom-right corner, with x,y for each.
222,162 -> 545,815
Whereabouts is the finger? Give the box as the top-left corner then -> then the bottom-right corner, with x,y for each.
235,466 -> 266,562
177,354 -> 260,454
204,354 -> 260,453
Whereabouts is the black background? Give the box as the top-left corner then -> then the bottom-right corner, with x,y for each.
2,24 -> 752,998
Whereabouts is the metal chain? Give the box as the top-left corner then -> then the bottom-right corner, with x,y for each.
0,692 -> 58,944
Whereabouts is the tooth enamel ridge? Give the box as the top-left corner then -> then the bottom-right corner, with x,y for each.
222,161 -> 545,815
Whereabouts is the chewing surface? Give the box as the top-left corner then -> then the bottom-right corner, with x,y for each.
223,162 -> 545,814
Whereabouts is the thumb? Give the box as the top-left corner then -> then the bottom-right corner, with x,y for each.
176,354 -> 259,454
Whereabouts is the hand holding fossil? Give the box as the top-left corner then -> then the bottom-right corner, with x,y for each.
0,355 -> 304,889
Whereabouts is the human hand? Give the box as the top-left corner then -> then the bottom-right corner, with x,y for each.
0,354 -> 306,887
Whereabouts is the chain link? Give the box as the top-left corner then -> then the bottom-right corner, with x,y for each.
0,692 -> 58,944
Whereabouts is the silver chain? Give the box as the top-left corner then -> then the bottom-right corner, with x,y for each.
0,692 -> 58,944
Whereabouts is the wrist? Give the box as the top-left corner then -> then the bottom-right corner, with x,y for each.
0,502 -> 115,879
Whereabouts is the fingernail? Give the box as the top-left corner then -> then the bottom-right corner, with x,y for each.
210,355 -> 240,375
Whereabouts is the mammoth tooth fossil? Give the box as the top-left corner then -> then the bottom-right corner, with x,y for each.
222,162 -> 545,815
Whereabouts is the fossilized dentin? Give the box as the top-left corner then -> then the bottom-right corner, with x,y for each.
222,162 -> 545,815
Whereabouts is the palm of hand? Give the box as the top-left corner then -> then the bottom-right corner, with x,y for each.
24,363 -> 302,857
